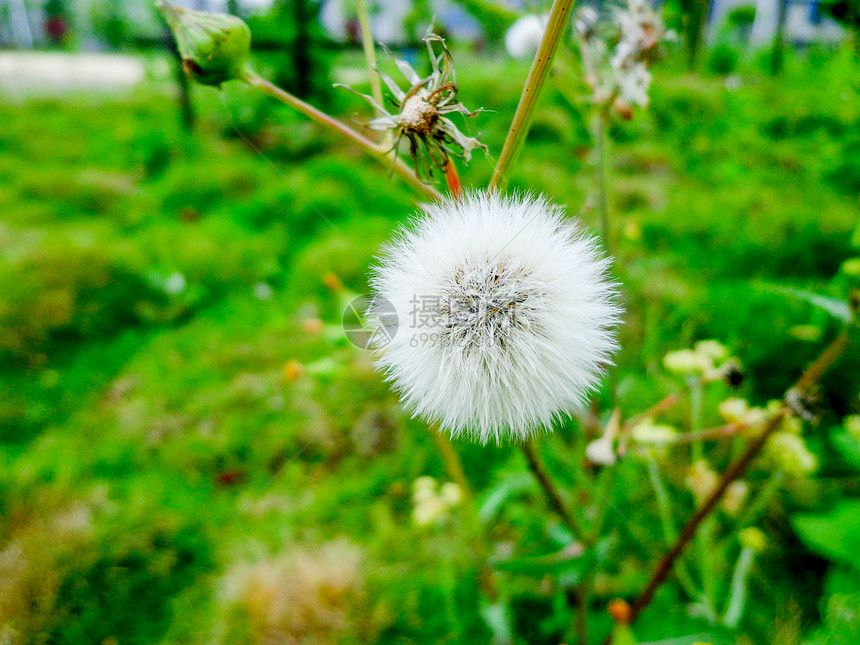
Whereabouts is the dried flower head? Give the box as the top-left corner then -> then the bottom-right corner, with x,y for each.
369,192 -> 621,443
575,0 -> 670,112
337,29 -> 486,182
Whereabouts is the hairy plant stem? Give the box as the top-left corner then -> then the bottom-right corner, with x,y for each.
243,70 -> 441,202
431,428 -> 474,502
592,108 -> 611,249
354,0 -> 384,114
608,327 -> 853,638
521,441 -> 589,545
489,0 -> 576,192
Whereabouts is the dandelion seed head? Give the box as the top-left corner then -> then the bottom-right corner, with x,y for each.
369,192 -> 621,443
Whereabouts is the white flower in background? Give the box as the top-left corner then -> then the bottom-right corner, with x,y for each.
722,480 -> 749,516
630,417 -> 677,443
586,408 -> 621,465
164,271 -> 187,295
585,435 -> 617,465
440,482 -> 463,506
663,340 -> 733,377
695,339 -> 729,363
505,14 -> 548,59
615,62 -> 651,107
685,459 -> 718,505
575,0 -> 668,113
253,281 -> 273,300
613,0 -> 664,60
663,348 -> 712,375
370,192 -> 621,443
411,477 -> 463,527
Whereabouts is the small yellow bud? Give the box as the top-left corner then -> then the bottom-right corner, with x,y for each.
842,257 -> 860,277
738,527 -> 767,553
845,415 -> 860,439
608,598 -> 632,624
157,0 -> 251,86
282,359 -> 304,381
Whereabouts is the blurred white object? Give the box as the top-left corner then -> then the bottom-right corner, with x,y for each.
505,14 -> 548,59
0,52 -> 144,94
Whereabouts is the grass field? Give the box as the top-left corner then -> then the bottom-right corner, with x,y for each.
1,43 -> 860,644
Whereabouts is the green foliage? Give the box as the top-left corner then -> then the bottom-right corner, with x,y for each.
1,47 -> 859,645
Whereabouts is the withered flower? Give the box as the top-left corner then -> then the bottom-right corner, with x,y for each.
337,30 -> 487,182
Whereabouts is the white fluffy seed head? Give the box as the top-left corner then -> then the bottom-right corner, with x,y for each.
369,191 -> 622,444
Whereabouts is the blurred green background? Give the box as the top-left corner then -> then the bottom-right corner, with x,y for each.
1,0 -> 860,643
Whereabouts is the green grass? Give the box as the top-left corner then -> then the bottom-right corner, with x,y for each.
1,45 -> 859,644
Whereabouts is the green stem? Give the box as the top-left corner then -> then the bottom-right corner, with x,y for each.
737,470 -> 785,528
431,428 -> 474,503
689,377 -> 704,461
646,453 -> 700,601
354,0 -> 384,114
521,441 -> 590,545
243,69 -> 441,202
489,0 -> 576,192
593,109 -> 611,248
615,328 -> 852,634
723,546 -> 755,628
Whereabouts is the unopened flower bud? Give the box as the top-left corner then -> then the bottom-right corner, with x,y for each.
738,527 -> 767,553
157,0 -> 251,86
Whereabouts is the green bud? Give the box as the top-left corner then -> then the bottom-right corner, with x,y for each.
157,0 -> 251,86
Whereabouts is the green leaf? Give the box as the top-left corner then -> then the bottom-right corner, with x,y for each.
492,539 -> 612,585
478,474 -> 535,523
769,285 -> 853,322
833,432 -> 860,472
792,500 -> 860,569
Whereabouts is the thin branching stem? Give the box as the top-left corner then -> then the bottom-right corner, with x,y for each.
489,0 -> 576,192
521,441 -> 590,545
607,327 -> 853,638
243,70 -> 441,201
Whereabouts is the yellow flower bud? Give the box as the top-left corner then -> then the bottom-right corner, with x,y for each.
738,527 -> 767,553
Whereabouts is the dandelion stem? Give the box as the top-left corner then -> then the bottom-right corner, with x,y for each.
608,327 -> 853,638
489,0 -> 576,192
243,70 -> 441,201
521,441 -> 589,545
431,428 -> 474,502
